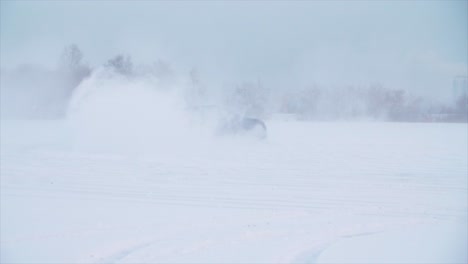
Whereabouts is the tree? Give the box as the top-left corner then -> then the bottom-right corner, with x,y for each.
454,94 -> 468,122
59,44 -> 83,71
105,55 -> 133,76
295,86 -> 321,120
226,81 -> 269,118
58,44 -> 91,91
184,68 -> 207,107
386,89 -> 406,121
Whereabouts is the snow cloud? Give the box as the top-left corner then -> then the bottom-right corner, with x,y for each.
66,68 -> 203,154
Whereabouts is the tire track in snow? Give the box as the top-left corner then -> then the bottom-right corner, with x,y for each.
1,143 -> 467,220
2,121 -> 467,263
96,241 -> 156,264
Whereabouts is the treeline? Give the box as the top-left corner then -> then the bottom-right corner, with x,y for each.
0,45 -> 171,118
270,85 -> 467,122
199,79 -> 467,123
1,45 -> 91,119
1,44 -> 466,122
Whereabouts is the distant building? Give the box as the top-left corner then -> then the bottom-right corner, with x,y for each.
453,76 -> 468,101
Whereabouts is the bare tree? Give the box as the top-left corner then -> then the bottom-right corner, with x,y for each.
59,44 -> 83,71
58,44 -> 91,90
105,55 -> 133,76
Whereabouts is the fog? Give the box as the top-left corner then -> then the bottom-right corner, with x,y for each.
66,64 -> 231,154
1,1 -> 467,124
1,2 -> 467,262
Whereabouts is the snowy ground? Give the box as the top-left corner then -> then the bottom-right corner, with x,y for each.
1,120 -> 467,263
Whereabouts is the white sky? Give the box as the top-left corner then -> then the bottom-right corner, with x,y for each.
1,1 -> 467,101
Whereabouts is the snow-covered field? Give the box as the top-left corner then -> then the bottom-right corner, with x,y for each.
1,120 -> 467,263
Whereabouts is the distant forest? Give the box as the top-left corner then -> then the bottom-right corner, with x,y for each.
1,45 -> 467,122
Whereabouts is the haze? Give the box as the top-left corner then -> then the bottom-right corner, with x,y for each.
1,1 -> 467,102
1,2 -> 468,263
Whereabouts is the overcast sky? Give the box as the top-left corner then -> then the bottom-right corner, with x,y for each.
1,0 -> 467,101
